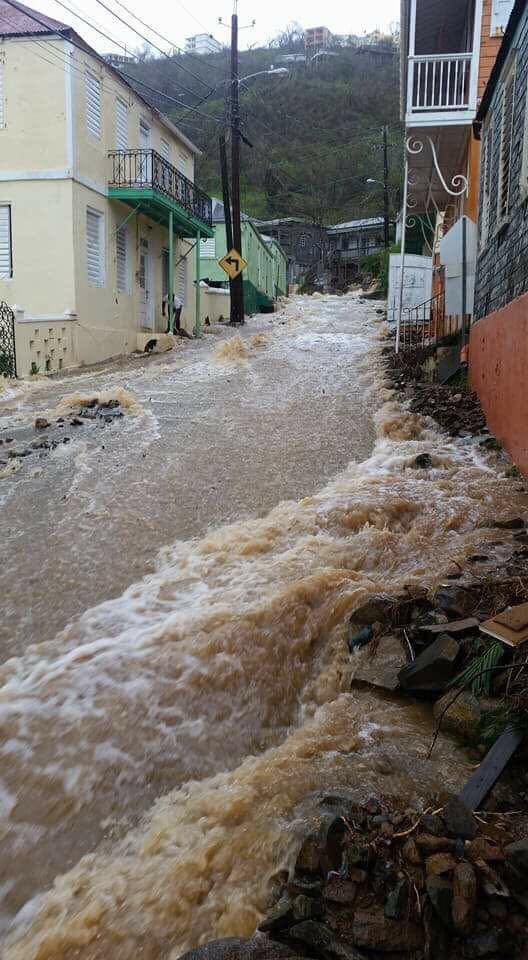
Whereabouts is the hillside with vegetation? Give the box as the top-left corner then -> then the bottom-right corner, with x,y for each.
125,28 -> 403,225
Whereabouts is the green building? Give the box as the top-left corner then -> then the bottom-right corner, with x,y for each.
200,199 -> 288,314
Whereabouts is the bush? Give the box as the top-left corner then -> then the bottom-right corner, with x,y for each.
360,243 -> 400,296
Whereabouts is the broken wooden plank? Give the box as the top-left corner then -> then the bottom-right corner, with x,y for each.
419,618 -> 479,637
458,726 -> 524,811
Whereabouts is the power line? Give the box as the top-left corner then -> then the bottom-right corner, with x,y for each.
107,0 -> 226,73
91,0 -> 215,91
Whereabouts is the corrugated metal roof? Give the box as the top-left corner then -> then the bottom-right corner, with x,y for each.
0,0 -> 69,36
327,217 -> 384,233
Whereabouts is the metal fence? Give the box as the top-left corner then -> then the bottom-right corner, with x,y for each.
108,149 -> 213,227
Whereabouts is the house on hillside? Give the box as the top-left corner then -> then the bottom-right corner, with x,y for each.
327,218 -> 386,288
0,0 -> 213,377
470,0 -> 528,474
252,217 -> 327,288
396,0 -> 511,364
199,200 -> 287,314
184,34 -> 222,56
305,27 -> 332,50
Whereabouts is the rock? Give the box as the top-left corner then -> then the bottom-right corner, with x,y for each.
287,877 -> 322,898
180,939 -> 305,960
70,417 -> 84,426
347,868 -> 367,884
348,625 -> 373,652
98,398 -> 120,409
83,397 -> 99,408
412,453 -> 433,469
402,838 -> 421,865
286,921 -> 366,960
350,594 -> 394,626
433,690 -> 482,741
8,448 -> 32,458
364,797 -> 381,815
295,836 -> 321,875
30,435 -> 50,450
380,822 -> 394,838
434,586 -> 475,618
34,417 -> 50,429
323,878 -> 356,904
442,797 -> 477,840
398,634 -> 459,694
467,838 -> 504,863
493,517 -> 525,530
452,862 -> 477,932
384,880 -> 409,919
421,814 -> 446,836
505,838 -> 528,874
292,895 -> 323,921
352,633 -> 407,693
416,834 -> 456,854
464,931 -> 515,957
426,853 -> 456,877
352,906 -> 424,951
258,897 -> 295,933
426,877 -> 454,926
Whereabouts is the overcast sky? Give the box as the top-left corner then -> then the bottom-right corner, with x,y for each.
33,0 -> 400,53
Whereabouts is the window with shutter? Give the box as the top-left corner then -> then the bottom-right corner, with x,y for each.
0,205 -> 12,279
160,138 -> 170,162
200,237 -> 216,258
178,258 -> 187,304
491,0 -> 515,36
0,60 -> 5,130
86,207 -> 105,286
480,122 -> 493,246
498,59 -> 516,227
177,153 -> 187,178
85,70 -> 102,138
116,97 -> 128,151
116,225 -> 128,293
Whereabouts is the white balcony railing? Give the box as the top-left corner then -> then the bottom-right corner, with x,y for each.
407,52 -> 475,118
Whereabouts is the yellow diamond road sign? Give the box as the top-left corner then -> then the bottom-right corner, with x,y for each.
218,248 -> 248,280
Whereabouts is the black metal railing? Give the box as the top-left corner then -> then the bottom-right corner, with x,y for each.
108,149 -> 212,228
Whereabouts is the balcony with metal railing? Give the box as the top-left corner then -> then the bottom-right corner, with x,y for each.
108,149 -> 213,237
407,52 -> 476,123
402,0 -> 481,127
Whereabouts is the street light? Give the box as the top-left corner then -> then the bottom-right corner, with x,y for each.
240,67 -> 289,82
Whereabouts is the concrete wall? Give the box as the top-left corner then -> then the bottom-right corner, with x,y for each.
469,292 -> 528,473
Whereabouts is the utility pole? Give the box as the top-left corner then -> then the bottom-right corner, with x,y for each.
382,125 -> 390,250
219,133 -> 234,308
230,11 -> 245,324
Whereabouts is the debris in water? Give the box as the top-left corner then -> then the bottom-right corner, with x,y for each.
214,335 -> 249,362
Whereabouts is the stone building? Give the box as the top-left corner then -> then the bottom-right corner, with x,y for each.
470,0 -> 528,473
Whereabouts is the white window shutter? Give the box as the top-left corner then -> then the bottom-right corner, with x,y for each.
116,225 -> 128,293
160,138 -> 170,161
86,208 -> 105,286
177,152 -> 187,178
0,62 -> 4,130
116,97 -> 128,151
178,257 -> 187,304
200,237 -> 216,258
85,70 -> 102,138
0,205 -> 12,279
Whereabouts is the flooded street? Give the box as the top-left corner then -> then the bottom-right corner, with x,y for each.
0,296 -> 523,960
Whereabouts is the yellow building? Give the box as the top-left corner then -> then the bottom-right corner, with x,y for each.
0,0 -> 214,376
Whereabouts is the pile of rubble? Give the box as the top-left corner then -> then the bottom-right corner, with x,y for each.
258,793 -> 528,959
385,360 -> 487,439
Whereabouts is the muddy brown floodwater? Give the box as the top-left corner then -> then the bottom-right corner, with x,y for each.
0,296 -> 524,960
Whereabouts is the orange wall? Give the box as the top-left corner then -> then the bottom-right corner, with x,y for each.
479,0 -> 503,98
470,294 -> 528,474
